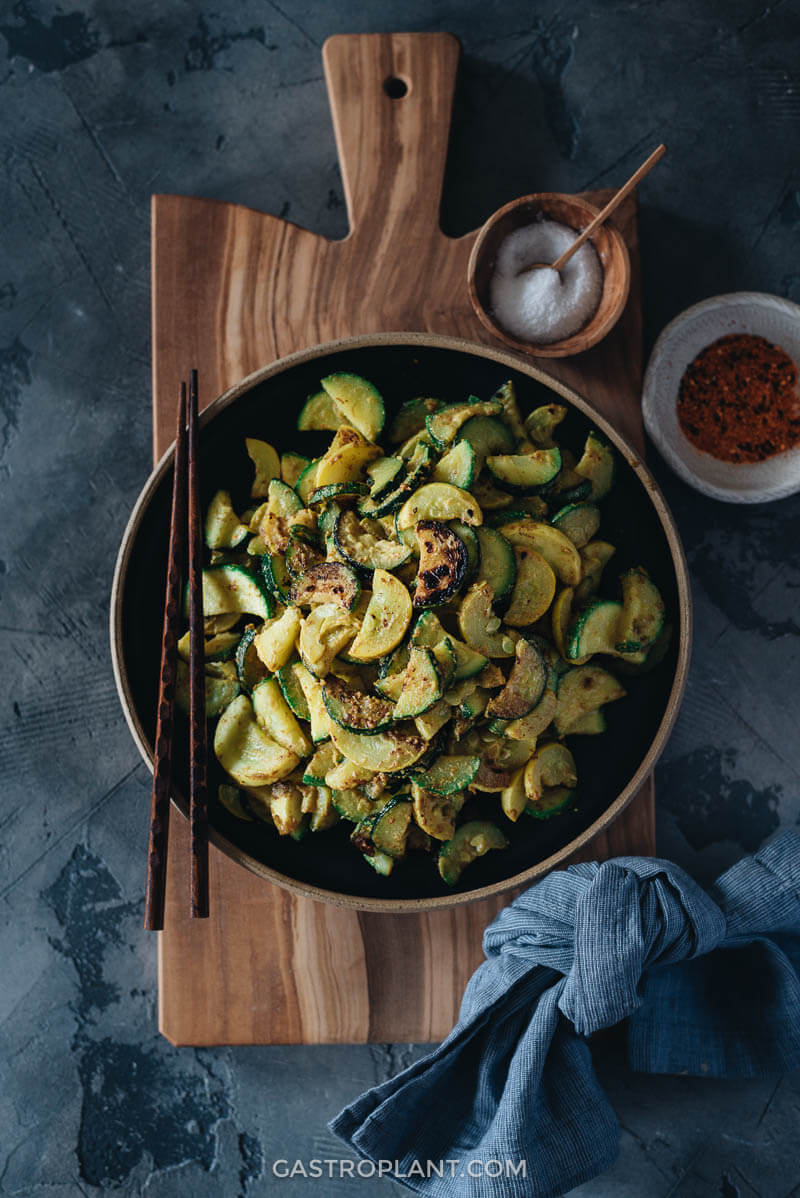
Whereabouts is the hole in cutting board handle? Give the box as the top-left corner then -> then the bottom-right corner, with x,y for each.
383,76 -> 408,98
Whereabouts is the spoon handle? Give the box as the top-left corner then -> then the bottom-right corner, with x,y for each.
550,143 -> 666,273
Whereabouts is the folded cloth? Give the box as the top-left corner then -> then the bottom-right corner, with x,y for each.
331,831 -> 800,1198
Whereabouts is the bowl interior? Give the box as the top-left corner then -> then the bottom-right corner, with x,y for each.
469,193 -> 630,357
643,292 -> 800,503
117,340 -> 685,904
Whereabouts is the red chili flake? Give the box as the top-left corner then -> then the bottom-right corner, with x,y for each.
677,333 -> 800,464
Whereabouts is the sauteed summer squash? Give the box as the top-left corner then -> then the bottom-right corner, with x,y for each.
183,375 -> 667,885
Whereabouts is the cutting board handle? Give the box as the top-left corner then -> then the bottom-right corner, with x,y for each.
323,33 -> 460,243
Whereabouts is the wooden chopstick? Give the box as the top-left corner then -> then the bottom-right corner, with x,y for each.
145,383 -> 188,931
187,369 -> 209,918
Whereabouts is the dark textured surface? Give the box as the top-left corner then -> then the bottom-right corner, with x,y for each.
1,2 -> 799,1195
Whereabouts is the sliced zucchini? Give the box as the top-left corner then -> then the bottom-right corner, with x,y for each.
321,372 -> 384,442
553,665 -> 626,736
411,782 -> 464,841
295,458 -> 320,505
261,552 -> 292,605
432,440 -> 475,488
616,567 -> 666,652
389,397 -> 443,444
411,754 -> 480,795
524,403 -> 567,447
332,788 -> 382,822
322,676 -> 395,734
397,482 -> 482,529
394,647 -> 442,719
281,452 -> 311,489
425,399 -> 502,448
525,786 -> 575,820
457,414 -> 515,464
457,582 -> 516,658
486,638 -> 547,719
235,626 -> 269,692
204,612 -> 242,635
293,662 -> 333,742
490,379 -> 526,442
356,440 -> 435,518
371,796 -> 413,858
347,569 -> 413,661
524,742 -> 577,802
495,518 -> 582,586
175,661 -> 240,717
438,821 -> 508,886
333,508 -> 411,573
313,425 -> 381,490
259,479 -> 304,554
324,758 -> 375,789
214,693 -> 299,786
302,741 -> 340,785
450,521 -> 480,583
252,606 -> 301,672
551,503 -> 601,549
413,519 -> 468,607
551,586 -> 575,661
451,636 -> 489,680
289,562 -> 360,611
567,599 -> 624,660
562,708 -> 607,735
308,786 -> 338,832
575,540 -> 616,603
486,447 -> 562,491
549,467 -> 592,506
471,475 -> 514,511
367,455 -> 404,498
474,527 -> 516,601
363,849 -> 395,875
246,438 -> 281,498
284,529 -> 324,579
503,546 -> 556,627
388,396 -> 441,444
252,677 -> 312,757
574,430 -> 615,499
410,611 -> 457,689
309,481 -> 368,505
177,629 -> 240,663
199,564 -> 274,621
205,490 -> 249,549
298,389 -> 340,432
329,722 -> 427,772
267,782 -> 305,837
298,603 -> 360,677
217,783 -> 253,821
276,661 -> 310,720
500,766 -> 527,822
414,698 -> 452,741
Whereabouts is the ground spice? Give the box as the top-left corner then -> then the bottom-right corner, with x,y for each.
677,333 -> 800,463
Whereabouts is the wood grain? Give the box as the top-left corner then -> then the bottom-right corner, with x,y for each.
152,31 -> 655,1045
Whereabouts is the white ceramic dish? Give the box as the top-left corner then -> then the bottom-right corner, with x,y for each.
642,292 -> 800,503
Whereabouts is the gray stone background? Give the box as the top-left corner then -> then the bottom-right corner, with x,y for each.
1,0 -> 799,1195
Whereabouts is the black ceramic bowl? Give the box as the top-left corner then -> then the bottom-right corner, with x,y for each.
111,333 -> 690,912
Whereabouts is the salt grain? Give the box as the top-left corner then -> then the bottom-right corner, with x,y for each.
489,217 -> 603,345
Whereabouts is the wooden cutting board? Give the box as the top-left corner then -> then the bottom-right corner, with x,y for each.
151,32 -> 655,1045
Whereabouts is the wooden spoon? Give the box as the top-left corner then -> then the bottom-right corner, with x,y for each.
518,143 -> 666,277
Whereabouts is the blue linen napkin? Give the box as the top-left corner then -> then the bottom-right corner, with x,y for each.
330,831 -> 800,1198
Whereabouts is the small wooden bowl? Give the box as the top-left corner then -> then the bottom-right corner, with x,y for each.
468,192 -> 631,358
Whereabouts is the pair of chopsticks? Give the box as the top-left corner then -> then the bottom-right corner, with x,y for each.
144,370 -> 209,930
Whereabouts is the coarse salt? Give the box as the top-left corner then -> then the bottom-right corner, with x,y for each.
489,217 -> 603,345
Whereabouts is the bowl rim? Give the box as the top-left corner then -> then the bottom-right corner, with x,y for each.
110,330 -> 691,913
642,290 -> 800,503
467,191 -> 631,359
